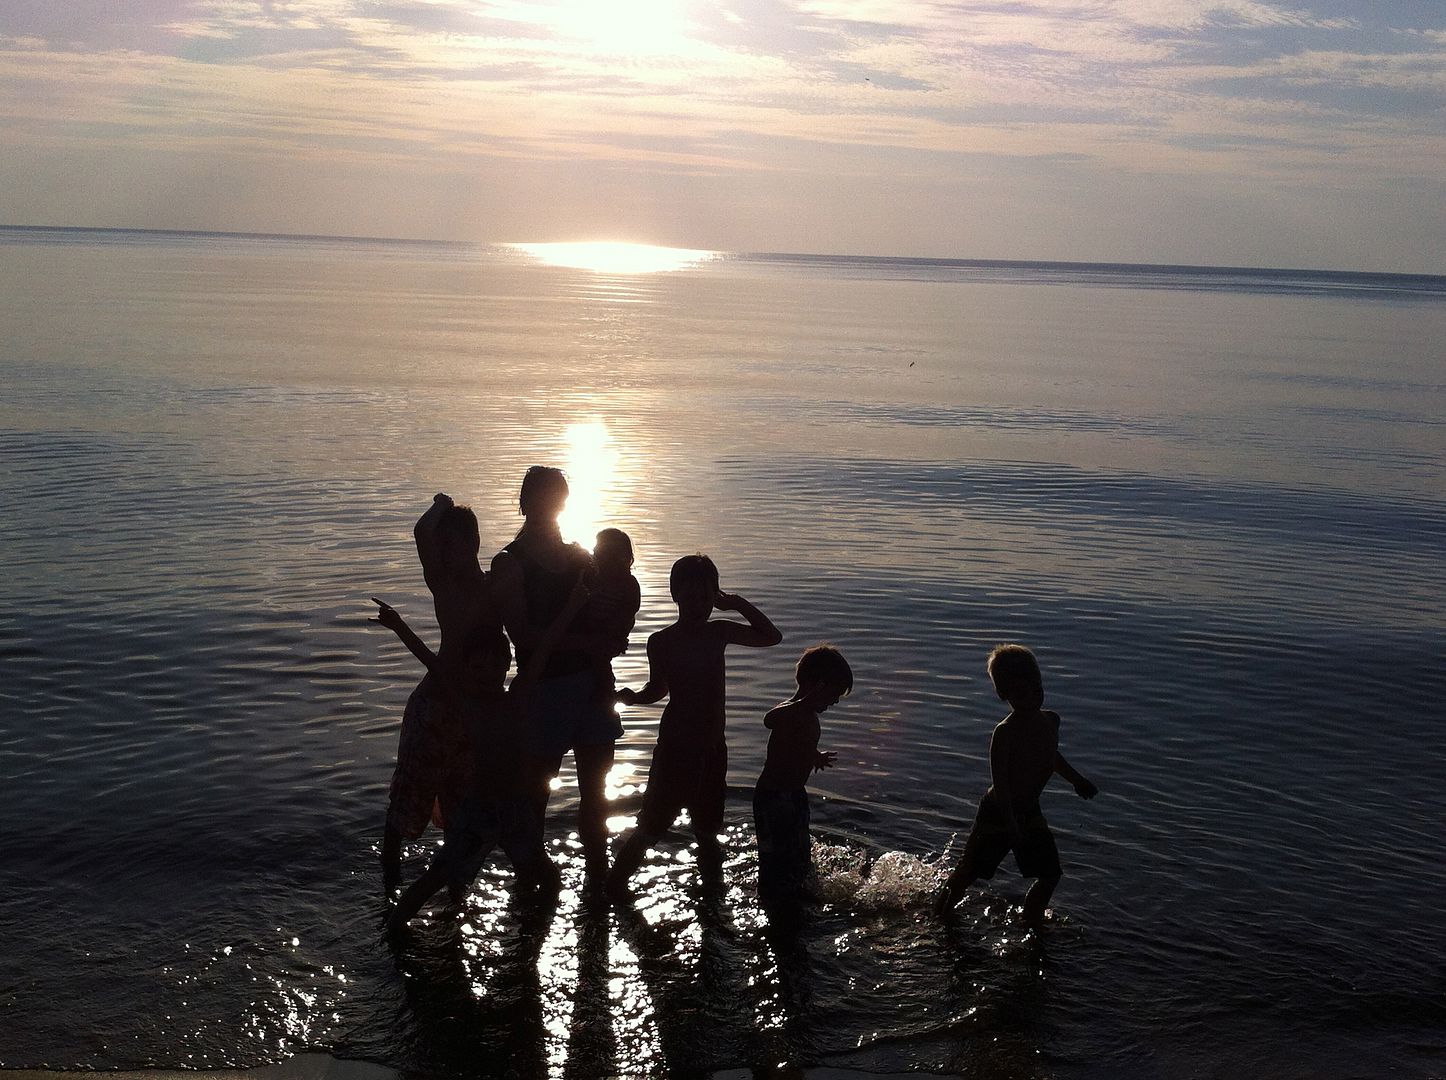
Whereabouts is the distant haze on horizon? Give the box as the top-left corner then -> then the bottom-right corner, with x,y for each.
2,1 -> 1444,274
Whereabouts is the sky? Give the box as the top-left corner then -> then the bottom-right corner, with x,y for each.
1,1 -> 1443,270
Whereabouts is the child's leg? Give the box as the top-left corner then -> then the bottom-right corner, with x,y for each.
381,824 -> 403,894
387,858 -> 451,933
933,832 -> 988,916
606,827 -> 661,897
1022,874 -> 1060,927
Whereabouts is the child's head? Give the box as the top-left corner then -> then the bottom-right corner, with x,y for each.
462,625 -> 512,690
519,465 -> 569,520
987,643 -> 1043,707
437,503 -> 480,573
669,553 -> 719,615
594,528 -> 634,575
795,644 -> 853,709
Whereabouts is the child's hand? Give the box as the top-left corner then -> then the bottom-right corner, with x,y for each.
615,687 -> 637,707
714,591 -> 740,611
433,492 -> 453,506
370,596 -> 403,632
1074,778 -> 1098,800
813,750 -> 837,772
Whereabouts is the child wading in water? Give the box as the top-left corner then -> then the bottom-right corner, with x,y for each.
378,494 -> 495,896
606,554 -> 782,899
587,528 -> 641,702
933,644 -> 1098,927
376,580 -> 588,931
753,645 -> 850,910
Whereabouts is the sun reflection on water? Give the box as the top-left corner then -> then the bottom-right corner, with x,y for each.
559,419 -> 620,547
509,241 -> 719,274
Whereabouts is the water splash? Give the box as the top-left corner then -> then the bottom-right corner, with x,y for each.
812,842 -> 948,913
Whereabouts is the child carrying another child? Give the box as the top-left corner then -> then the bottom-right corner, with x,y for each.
606,555 -> 782,899
378,494 -> 495,896
375,580 -> 589,931
753,645 -> 851,910
933,644 -> 1098,927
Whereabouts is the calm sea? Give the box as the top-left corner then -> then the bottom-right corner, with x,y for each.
1,227 -> 1443,1079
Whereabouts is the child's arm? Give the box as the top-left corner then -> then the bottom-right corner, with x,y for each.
712,592 -> 783,647
616,633 -> 669,706
413,494 -> 452,592
509,580 -> 589,701
370,597 -> 438,673
1054,752 -> 1098,799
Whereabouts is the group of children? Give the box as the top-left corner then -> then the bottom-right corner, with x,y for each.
374,492 -> 1098,933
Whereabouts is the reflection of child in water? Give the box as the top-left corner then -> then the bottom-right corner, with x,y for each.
588,528 -> 641,700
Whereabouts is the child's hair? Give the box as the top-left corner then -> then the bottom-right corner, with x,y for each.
595,528 -> 634,568
796,644 -> 853,696
669,553 -> 719,600
437,503 -> 480,554
987,643 -> 1042,699
519,466 -> 569,516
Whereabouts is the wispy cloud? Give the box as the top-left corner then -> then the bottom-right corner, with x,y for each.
1,0 -> 1442,266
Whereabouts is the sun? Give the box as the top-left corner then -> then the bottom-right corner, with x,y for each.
509,241 -> 719,274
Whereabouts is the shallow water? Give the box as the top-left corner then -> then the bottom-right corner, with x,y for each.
1,228 -> 1444,1078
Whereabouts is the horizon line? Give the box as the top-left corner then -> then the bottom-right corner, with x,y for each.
2,222 -> 1443,283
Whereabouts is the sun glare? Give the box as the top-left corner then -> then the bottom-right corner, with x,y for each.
510,241 -> 719,274
558,419 -> 618,545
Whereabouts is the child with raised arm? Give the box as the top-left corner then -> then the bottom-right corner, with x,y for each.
933,644 -> 1098,927
379,494 -> 495,895
606,555 -> 782,898
375,580 -> 588,932
753,645 -> 851,909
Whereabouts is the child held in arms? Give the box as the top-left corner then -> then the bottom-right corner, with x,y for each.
606,554 -> 782,898
753,645 -> 851,911
587,527 -> 642,702
933,644 -> 1098,927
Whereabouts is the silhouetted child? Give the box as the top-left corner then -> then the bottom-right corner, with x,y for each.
606,555 -> 782,898
378,494 -> 495,895
377,581 -> 588,931
588,528 -> 641,701
753,645 -> 850,909
933,644 -> 1097,927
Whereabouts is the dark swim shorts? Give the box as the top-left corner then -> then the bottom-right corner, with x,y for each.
963,792 -> 1062,881
753,787 -> 811,903
532,668 -> 624,761
636,740 -> 728,838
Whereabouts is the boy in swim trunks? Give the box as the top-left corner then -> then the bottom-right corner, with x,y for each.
606,554 -> 782,898
753,645 -> 851,910
933,644 -> 1098,927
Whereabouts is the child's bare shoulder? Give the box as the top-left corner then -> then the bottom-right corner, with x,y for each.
765,699 -> 806,728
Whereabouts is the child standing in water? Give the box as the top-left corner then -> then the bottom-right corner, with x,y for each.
753,645 -> 851,909
933,644 -> 1098,927
378,494 -> 495,896
606,555 -> 782,898
377,581 -> 588,931
588,528 -> 641,702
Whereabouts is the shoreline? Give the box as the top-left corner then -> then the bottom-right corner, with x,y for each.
2,1053 -> 949,1080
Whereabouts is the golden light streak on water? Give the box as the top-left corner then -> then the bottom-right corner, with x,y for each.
558,419 -> 619,547
509,242 -> 719,274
